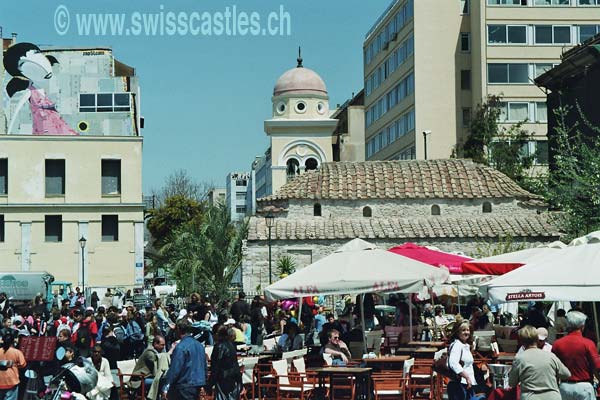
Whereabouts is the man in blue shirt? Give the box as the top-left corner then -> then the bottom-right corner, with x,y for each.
161,318 -> 207,399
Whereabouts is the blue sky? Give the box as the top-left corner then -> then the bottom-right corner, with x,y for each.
1,0 -> 389,193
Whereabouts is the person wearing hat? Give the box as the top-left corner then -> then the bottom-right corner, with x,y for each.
224,319 -> 246,345
517,327 -> 552,355
509,325 -> 570,400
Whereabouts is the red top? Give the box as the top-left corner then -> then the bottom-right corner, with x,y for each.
552,330 -> 600,382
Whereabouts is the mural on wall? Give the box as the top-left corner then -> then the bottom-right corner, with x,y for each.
3,42 -> 77,135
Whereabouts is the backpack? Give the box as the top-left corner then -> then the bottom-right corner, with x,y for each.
113,324 -> 127,344
75,322 -> 92,349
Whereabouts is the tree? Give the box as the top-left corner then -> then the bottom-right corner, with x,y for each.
546,104 -> 600,239
150,169 -> 213,208
147,195 -> 204,249
160,204 -> 248,299
459,95 -> 537,188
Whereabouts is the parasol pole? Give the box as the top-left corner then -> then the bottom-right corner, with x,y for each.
593,302 -> 600,349
409,295 -> 413,341
360,293 -> 368,354
457,284 -> 461,315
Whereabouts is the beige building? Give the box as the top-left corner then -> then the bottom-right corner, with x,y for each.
363,0 -> 600,163
0,38 -> 144,288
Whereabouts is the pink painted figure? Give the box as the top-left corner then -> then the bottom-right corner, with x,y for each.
29,83 -> 77,135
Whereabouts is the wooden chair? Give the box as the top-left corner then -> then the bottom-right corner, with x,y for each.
116,359 -> 145,400
271,359 -> 314,400
405,359 -> 435,400
366,330 -> 384,355
383,326 -> 403,353
372,371 -> 406,400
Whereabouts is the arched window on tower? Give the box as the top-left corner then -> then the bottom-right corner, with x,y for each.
482,202 -> 492,213
314,203 -> 322,216
305,157 -> 319,172
286,158 -> 300,179
431,205 -> 441,216
363,206 -> 372,217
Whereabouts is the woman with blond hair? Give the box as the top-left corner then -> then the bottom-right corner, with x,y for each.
447,321 -> 483,400
509,325 -> 570,400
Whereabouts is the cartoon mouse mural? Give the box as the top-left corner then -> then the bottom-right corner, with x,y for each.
3,42 -> 77,135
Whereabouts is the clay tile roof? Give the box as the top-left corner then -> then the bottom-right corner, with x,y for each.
247,214 -> 560,241
258,159 -> 540,203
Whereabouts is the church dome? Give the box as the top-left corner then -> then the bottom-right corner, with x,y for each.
273,66 -> 327,97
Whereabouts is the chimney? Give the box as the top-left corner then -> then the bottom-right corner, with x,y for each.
11,32 -> 17,44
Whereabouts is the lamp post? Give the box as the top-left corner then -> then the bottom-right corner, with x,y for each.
79,236 -> 87,294
265,211 -> 275,285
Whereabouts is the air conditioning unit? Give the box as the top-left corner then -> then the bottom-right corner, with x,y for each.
390,32 -> 398,42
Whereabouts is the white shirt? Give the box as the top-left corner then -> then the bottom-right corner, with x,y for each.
448,339 -> 475,385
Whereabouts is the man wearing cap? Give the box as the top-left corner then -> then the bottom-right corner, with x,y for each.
517,327 -> 552,355
552,311 -> 600,400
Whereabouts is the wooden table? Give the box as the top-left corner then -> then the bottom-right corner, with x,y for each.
495,353 -> 516,364
363,355 -> 410,372
314,367 -> 373,400
407,341 -> 445,348
413,347 -> 437,359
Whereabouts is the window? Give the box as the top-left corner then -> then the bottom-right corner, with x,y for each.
79,93 -> 131,112
101,159 -> 121,195
535,25 -> 572,44
236,193 -> 246,201
0,215 -> 4,242
45,215 -> 62,242
314,203 -> 322,217
235,206 -> 246,214
431,205 -> 441,216
482,202 -> 492,213
578,0 -> 600,5
102,215 -> 119,241
462,108 -> 472,127
535,0 -> 570,4
488,0 -> 528,5
45,159 -> 65,196
460,33 -> 471,52
535,102 -> 547,122
535,63 -> 554,78
461,70 -> 471,90
305,158 -> 318,172
488,25 -> 527,44
363,206 -> 372,218
286,159 -> 300,178
508,102 -> 529,121
579,25 -> 600,42
0,159 -> 6,195
535,141 -> 549,164
461,0 -> 470,14
235,178 -> 247,186
488,63 -> 530,83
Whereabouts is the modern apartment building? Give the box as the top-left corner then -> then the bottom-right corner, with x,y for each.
363,0 -> 600,163
0,37 -> 145,288
226,172 -> 250,222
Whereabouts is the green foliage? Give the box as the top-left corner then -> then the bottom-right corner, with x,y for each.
159,204 -> 248,299
459,95 -> 538,189
473,235 -> 527,258
546,104 -> 600,239
147,195 -> 204,249
276,255 -> 297,276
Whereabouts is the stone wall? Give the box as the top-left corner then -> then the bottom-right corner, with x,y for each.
283,198 -> 541,219
241,236 -> 552,292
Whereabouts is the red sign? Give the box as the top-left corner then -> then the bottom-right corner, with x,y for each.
19,336 -> 57,361
506,292 -> 546,301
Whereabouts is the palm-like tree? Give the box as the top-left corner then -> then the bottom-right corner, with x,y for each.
160,204 -> 248,299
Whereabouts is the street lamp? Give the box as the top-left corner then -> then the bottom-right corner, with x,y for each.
79,236 -> 87,294
265,211 -> 275,285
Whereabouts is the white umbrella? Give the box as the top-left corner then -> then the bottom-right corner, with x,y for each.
569,230 -> 600,246
264,238 -> 449,300
481,242 -> 600,304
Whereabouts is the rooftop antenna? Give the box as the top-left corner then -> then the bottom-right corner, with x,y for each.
297,46 -> 303,68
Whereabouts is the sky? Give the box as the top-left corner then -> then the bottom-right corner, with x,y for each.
1,0 -> 390,193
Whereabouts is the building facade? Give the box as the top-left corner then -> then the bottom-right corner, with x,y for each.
0,38 -> 144,288
363,0 -> 600,163
226,172 -> 250,222
241,159 -> 560,291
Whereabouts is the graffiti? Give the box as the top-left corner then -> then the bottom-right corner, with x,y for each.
3,42 -> 78,135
